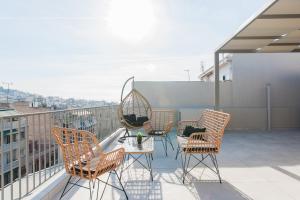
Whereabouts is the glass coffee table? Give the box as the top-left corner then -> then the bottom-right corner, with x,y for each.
117,136 -> 154,181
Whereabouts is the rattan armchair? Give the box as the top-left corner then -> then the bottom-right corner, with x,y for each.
51,127 -> 127,200
143,120 -> 174,156
175,109 -> 230,183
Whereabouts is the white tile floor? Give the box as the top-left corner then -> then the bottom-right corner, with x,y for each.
54,130 -> 300,200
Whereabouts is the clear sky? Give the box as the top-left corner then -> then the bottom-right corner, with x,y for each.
0,0 -> 268,101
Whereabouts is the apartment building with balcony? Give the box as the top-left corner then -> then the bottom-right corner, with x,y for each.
0,109 -> 26,186
199,55 -> 233,81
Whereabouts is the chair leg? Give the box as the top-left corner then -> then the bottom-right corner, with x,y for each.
88,180 -> 93,200
182,153 -> 187,184
115,170 -> 128,200
175,145 -> 180,160
59,175 -> 72,200
160,137 -> 167,156
166,134 -> 174,150
186,154 -> 191,171
210,154 -> 222,183
183,154 -> 191,184
96,171 -> 128,200
165,136 -> 168,156
96,178 -> 100,200
99,172 -> 111,200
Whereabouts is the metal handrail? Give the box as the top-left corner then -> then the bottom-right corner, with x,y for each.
0,105 -> 121,200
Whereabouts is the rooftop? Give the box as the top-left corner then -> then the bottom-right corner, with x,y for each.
24,129 -> 300,200
0,109 -> 19,117
1,0 -> 300,200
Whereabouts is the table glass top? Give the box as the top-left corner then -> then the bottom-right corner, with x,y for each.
117,137 -> 154,153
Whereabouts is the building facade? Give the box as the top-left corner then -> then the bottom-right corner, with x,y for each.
199,55 -> 232,81
0,109 -> 26,186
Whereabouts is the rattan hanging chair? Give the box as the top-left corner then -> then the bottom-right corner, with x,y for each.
118,77 -> 152,135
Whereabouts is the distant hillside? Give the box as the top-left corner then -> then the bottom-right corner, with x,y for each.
0,86 -> 33,101
0,86 -> 116,109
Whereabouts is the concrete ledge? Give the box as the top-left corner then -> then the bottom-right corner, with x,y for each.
101,128 -> 125,150
23,128 -> 125,200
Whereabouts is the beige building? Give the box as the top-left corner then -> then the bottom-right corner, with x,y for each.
199,55 -> 233,81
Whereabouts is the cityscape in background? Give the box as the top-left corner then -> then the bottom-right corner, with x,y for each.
0,85 -> 118,187
0,86 -> 116,110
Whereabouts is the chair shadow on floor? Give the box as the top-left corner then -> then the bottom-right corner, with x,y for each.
123,180 -> 162,200
193,180 -> 253,200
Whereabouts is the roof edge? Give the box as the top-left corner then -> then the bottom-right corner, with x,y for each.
215,0 -> 278,53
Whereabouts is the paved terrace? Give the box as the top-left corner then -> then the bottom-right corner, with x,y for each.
53,130 -> 300,200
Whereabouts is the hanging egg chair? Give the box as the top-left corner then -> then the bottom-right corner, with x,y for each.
118,77 -> 152,135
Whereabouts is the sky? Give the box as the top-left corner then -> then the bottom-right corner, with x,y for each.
0,0 -> 268,101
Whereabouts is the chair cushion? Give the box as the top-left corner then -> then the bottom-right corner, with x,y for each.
73,157 -> 116,177
177,136 -> 217,152
177,135 -> 188,146
135,116 -> 149,126
148,130 -> 164,136
183,126 -> 206,137
183,146 -> 217,152
123,114 -> 137,125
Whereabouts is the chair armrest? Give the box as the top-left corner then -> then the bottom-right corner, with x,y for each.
143,120 -> 153,133
163,121 -> 173,133
189,132 -> 212,140
178,120 -> 199,124
177,120 -> 200,134
102,148 -> 125,163
187,131 -> 218,146
98,148 -> 125,168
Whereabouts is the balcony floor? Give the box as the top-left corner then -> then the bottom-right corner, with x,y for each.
54,130 -> 300,200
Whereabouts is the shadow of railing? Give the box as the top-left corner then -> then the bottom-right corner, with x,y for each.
124,180 -> 162,200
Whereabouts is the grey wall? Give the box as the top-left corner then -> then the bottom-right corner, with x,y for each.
135,53 -> 300,130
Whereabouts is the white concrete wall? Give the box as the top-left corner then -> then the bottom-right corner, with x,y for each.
230,53 -> 300,129
135,53 -> 300,130
206,63 -> 232,81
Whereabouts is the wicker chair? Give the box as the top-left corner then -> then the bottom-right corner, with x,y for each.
51,127 -> 127,200
175,109 -> 230,183
143,120 -> 174,156
118,76 -> 152,137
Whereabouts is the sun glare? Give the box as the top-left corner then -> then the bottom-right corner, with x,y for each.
106,0 -> 156,43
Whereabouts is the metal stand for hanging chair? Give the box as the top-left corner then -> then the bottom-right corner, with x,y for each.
118,76 -> 152,137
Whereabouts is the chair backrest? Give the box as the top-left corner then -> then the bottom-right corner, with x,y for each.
163,121 -> 173,133
200,109 -> 230,149
51,127 -> 102,179
150,109 -> 176,130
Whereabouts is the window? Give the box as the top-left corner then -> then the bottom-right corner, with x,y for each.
5,152 -> 10,164
20,128 -> 25,139
4,172 -> 10,185
4,135 -> 10,144
20,149 -> 25,157
12,134 -> 17,143
13,150 -> 17,161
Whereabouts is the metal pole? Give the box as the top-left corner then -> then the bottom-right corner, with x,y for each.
25,116 -> 29,194
184,69 -> 190,81
1,119 -> 5,200
2,82 -> 13,104
266,84 -> 271,131
214,52 -> 220,110
9,117 -> 13,200
18,117 -> 22,199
